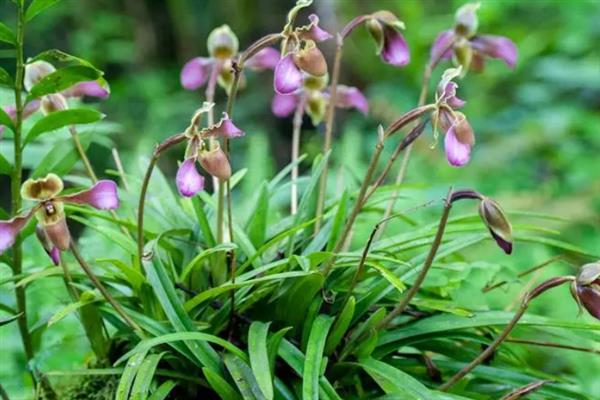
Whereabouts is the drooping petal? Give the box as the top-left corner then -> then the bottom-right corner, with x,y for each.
176,158 -> 205,197
296,14 -> 333,42
180,57 -> 213,90
49,247 -> 61,266
443,82 -> 466,109
430,30 -> 455,62
0,212 -> 35,254
470,35 -> 518,68
35,225 -> 61,265
61,180 -> 120,210
380,26 -> 410,66
201,113 -> 244,138
489,229 -> 513,255
335,85 -> 369,115
576,285 -> 600,320
272,93 -> 299,117
44,217 -> 71,251
274,54 -> 303,95
444,125 -> 471,167
62,81 -> 110,99
245,47 -> 280,70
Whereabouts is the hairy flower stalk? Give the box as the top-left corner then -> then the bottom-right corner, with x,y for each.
439,275 -> 578,391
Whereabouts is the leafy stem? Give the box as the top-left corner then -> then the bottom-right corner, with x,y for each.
439,276 -> 576,391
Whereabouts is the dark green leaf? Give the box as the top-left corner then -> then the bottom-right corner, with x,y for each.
0,312 -> 22,327
0,67 -> 13,88
0,107 -> 15,133
25,108 -> 104,144
26,0 -> 62,22
203,367 -> 242,400
148,380 -> 177,400
224,354 -> 266,400
359,357 -> 434,398
130,353 -> 165,400
247,182 -> 269,248
324,296 -> 355,355
0,22 -> 15,45
0,153 -> 11,176
326,190 -> 348,252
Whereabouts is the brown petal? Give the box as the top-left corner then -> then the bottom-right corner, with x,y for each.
293,41 -> 327,77
21,173 -> 64,201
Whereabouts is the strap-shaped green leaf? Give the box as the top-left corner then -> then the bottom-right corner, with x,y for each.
248,321 -> 273,400
24,108 -> 104,145
303,315 -> 333,400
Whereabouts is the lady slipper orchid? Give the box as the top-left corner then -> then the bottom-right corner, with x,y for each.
175,103 -> 244,197
0,60 -> 109,137
431,3 -> 518,71
181,25 -> 279,93
0,174 -> 120,263
272,74 -> 368,125
478,196 -> 513,254
273,14 -> 332,95
364,11 -> 410,66
571,263 -> 600,320
433,67 -> 475,167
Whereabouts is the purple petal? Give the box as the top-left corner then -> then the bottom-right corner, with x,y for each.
202,113 -> 244,138
49,247 -> 61,266
63,81 -> 110,99
180,57 -> 213,90
577,286 -> 600,320
490,229 -> 513,255
176,158 -> 205,197
380,27 -> 410,67
304,14 -> 333,42
335,85 -> 369,114
0,213 -> 34,254
272,93 -> 299,117
430,30 -> 455,63
245,47 -> 280,70
443,82 -> 465,109
274,54 -> 303,95
62,180 -> 120,210
470,35 -> 518,68
444,125 -> 471,167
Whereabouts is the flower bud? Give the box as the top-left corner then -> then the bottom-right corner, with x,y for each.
207,25 -> 239,60
574,263 -> 600,320
454,2 -> 480,38
478,197 -> 513,254
293,41 -> 327,77
199,144 -> 231,181
41,93 -> 69,115
24,60 -> 56,92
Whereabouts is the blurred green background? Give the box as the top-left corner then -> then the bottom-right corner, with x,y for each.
1,0 -> 599,398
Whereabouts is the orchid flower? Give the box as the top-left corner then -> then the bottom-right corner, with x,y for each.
175,102 -> 245,198
0,60 -> 109,137
431,3 -> 517,71
272,74 -> 368,125
0,174 -> 119,265
181,25 -> 280,93
571,263 -> 600,320
432,67 -> 474,167
273,14 -> 332,95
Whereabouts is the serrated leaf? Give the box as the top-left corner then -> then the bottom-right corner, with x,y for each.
27,65 -> 101,100
248,322 -> 273,400
303,315 -> 333,400
0,22 -> 15,45
26,0 -> 62,22
24,108 -> 104,144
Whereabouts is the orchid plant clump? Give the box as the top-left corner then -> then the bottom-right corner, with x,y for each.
0,1 -> 598,400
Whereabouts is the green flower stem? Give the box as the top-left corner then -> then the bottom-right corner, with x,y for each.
290,95 -> 306,215
315,34 -> 343,232
68,125 -> 98,182
70,241 -> 143,335
11,0 -> 35,382
136,133 -> 186,268
375,188 -> 454,331
439,276 -> 575,391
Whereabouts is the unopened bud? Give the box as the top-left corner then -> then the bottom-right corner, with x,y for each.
41,93 -> 68,115
293,41 -> 327,77
199,144 -> 231,180
207,25 -> 239,59
24,60 -> 56,92
454,2 -> 480,38
478,197 -> 513,254
574,263 -> 600,320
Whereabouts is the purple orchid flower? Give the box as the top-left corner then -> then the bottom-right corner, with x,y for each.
273,14 -> 332,95
430,3 -> 517,71
433,67 -> 475,167
181,25 -> 280,92
572,263 -> 600,321
0,174 -> 120,264
1,61 -> 109,137
175,103 -> 244,198
272,74 -> 368,125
